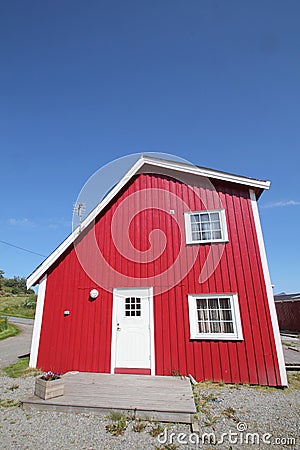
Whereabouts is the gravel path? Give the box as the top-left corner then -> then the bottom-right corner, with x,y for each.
0,373 -> 299,449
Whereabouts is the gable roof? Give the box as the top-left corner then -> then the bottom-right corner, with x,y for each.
27,155 -> 270,288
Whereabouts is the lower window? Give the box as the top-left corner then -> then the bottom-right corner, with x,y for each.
188,294 -> 243,340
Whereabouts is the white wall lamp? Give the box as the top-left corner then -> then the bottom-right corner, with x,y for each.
89,289 -> 99,300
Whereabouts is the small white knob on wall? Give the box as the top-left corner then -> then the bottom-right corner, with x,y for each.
90,289 -> 99,299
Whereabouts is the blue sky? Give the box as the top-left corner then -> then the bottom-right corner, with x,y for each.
0,0 -> 299,293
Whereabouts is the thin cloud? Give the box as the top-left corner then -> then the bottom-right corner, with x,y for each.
47,218 -> 72,229
7,218 -> 36,227
5,217 -> 71,229
262,200 -> 300,209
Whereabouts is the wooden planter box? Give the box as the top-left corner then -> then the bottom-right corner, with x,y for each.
35,376 -> 64,400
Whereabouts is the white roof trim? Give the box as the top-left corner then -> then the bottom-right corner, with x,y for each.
27,156 -> 270,288
141,156 -> 271,190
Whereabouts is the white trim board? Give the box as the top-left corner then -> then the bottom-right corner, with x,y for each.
29,275 -> 47,368
27,156 -> 270,288
249,190 -> 287,386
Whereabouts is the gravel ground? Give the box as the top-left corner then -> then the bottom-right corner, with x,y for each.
0,373 -> 299,450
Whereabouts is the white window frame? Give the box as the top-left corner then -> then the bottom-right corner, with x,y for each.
188,293 -> 243,340
184,209 -> 228,244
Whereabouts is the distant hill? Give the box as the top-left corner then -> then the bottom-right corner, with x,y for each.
0,271 -> 34,296
0,271 -> 36,318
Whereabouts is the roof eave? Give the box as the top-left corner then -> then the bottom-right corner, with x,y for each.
141,156 -> 271,191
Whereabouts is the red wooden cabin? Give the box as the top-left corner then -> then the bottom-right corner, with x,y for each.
27,156 -> 287,386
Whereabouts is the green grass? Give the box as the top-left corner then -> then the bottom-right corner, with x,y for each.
105,412 -> 128,436
132,419 -> 147,432
148,422 -> 165,437
0,323 -> 20,340
0,295 -> 36,319
2,357 -> 40,378
0,398 -> 20,408
287,371 -> 300,390
0,285 -> 13,293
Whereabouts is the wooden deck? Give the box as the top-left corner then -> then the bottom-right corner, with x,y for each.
22,372 -> 196,424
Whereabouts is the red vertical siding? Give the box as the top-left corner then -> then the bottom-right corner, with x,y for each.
36,172 -> 282,386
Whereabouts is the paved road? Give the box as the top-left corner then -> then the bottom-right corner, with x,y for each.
4,316 -> 34,325
283,346 -> 300,366
281,334 -> 300,366
0,320 -> 33,368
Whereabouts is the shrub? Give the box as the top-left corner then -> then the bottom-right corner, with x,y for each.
22,297 -> 37,309
0,317 -> 8,332
105,413 -> 128,436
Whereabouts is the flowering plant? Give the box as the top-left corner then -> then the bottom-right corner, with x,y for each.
40,371 -> 61,381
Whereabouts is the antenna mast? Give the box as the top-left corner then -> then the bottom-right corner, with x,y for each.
73,202 -> 86,231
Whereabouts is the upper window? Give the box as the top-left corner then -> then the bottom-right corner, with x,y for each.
184,209 -> 228,244
188,294 -> 243,340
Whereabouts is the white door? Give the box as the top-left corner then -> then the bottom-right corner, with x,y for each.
113,288 -> 152,372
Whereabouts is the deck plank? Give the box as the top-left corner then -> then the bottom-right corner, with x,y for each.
22,372 -> 196,424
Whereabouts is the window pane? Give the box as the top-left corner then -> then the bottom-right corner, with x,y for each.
192,232 -> 201,241
191,214 -> 200,223
125,311 -> 130,316
223,322 -> 234,333
136,310 -> 141,316
200,213 -> 209,222
202,231 -> 211,240
198,321 -> 209,333
197,298 -> 207,309
201,222 -> 211,231
210,213 -> 220,221
210,322 -> 221,333
208,298 -> 219,309
219,298 -> 230,309
212,231 -> 222,239
192,223 -> 201,232
212,221 -> 221,230
198,309 -> 208,321
221,309 -> 232,321
209,309 -> 219,321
